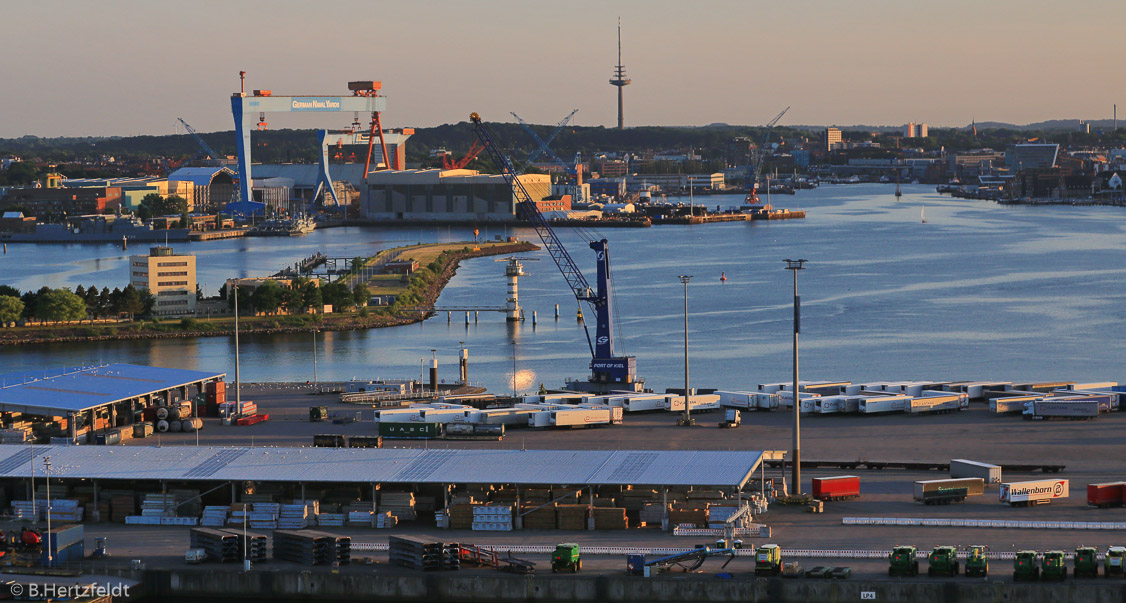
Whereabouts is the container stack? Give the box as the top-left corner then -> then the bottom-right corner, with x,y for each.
378,492 -> 416,521
555,505 -> 589,530
388,535 -> 458,571
471,505 -> 513,531
273,530 -> 350,565
592,507 -> 628,530
200,506 -> 229,527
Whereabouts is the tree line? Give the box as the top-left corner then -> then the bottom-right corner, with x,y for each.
0,284 -> 154,327
223,278 -> 369,316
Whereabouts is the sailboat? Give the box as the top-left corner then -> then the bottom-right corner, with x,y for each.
921,205 -> 927,223
895,171 -> 902,199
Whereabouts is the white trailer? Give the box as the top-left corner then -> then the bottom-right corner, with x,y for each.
622,395 -> 667,412
662,394 -> 721,413
778,391 -> 820,409
907,392 -> 965,414
756,392 -> 780,410
477,408 -> 535,426
419,408 -> 475,424
1000,479 -> 1069,506
858,395 -> 910,414
528,410 -> 553,427
372,408 -> 423,423
549,408 -> 614,427
1068,382 -> 1118,391
990,395 -> 1040,414
758,382 -> 788,394
951,459 -> 1002,485
716,391 -> 758,410
814,396 -> 844,414
1023,399 -> 1100,420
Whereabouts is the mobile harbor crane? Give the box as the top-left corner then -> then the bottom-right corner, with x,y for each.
470,113 -> 643,394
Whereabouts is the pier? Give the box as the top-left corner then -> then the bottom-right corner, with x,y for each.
187,228 -> 249,241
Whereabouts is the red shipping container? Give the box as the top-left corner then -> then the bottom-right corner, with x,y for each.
236,413 -> 269,426
1087,483 -> 1125,508
812,476 -> 861,501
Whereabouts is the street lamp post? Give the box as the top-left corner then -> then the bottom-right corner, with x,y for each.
43,457 -> 52,567
783,259 -> 807,496
510,341 -> 517,399
233,283 -> 241,408
312,329 -> 319,385
677,275 -> 694,427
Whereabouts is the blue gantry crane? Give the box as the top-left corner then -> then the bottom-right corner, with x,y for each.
177,118 -> 223,161
470,112 -> 642,393
510,109 -> 578,174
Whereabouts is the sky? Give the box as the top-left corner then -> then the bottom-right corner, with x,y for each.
1,0 -> 1122,138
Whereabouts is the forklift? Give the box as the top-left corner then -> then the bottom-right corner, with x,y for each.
552,543 -> 581,573
927,546 -> 959,577
964,545 -> 989,577
888,545 -> 918,577
1074,546 -> 1099,578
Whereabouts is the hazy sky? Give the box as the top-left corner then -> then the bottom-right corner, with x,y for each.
2,0 -> 1121,137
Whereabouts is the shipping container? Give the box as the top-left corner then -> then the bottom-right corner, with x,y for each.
419,408 -> 476,424
945,381 -> 1012,400
1087,483 -> 1125,508
1023,400 -> 1099,420
778,391 -> 820,409
756,392 -> 780,410
950,459 -> 1002,484
858,395 -> 910,414
477,408 -> 535,426
812,476 -> 860,500
1000,479 -> 1069,506
313,434 -> 347,448
372,408 -> 423,423
379,422 -> 442,439
990,396 -> 1040,414
528,411 -> 553,428
348,435 -> 383,449
914,478 -> 986,502
814,396 -> 845,414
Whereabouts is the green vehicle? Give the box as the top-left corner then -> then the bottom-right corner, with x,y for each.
754,544 -> 782,576
1106,546 -> 1126,577
927,546 -> 959,577
964,545 -> 989,577
1074,546 -> 1099,578
551,543 -> 581,573
888,545 -> 919,577
1014,550 -> 1040,581
1041,550 -> 1067,581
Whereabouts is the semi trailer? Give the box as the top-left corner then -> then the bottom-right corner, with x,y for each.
1000,479 -> 1069,506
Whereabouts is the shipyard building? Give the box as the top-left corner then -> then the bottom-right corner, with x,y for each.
358,169 -> 552,222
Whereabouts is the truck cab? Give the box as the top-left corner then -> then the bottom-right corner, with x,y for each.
1074,546 -> 1098,578
927,545 -> 959,577
888,545 -> 918,576
964,545 -> 989,577
754,544 -> 782,576
552,543 -> 581,573
1014,550 -> 1040,581
1041,550 -> 1067,581
1105,546 -> 1126,576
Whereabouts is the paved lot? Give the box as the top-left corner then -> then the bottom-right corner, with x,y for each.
102,385 -> 1126,581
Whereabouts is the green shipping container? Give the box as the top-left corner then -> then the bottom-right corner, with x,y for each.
379,422 -> 441,438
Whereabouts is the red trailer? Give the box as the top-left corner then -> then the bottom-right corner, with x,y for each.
1087,482 -> 1125,508
812,476 -> 861,501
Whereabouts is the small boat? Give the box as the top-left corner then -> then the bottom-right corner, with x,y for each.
921,206 -> 927,223
720,272 -> 727,282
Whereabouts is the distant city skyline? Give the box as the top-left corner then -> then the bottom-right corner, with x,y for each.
0,0 -> 1121,138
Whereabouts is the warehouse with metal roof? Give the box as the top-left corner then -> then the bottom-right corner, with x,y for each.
0,364 -> 225,441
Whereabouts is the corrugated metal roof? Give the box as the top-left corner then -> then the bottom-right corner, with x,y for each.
168,167 -> 235,187
0,445 -> 764,488
0,364 -> 224,415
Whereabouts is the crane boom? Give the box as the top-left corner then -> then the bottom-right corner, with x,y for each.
470,113 -> 640,391
511,109 -> 578,173
178,118 -> 222,161
745,106 -> 790,190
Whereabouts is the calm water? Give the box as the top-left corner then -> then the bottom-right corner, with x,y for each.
3,183 -> 1125,393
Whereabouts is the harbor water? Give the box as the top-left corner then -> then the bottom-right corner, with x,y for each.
3,183 -> 1126,393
